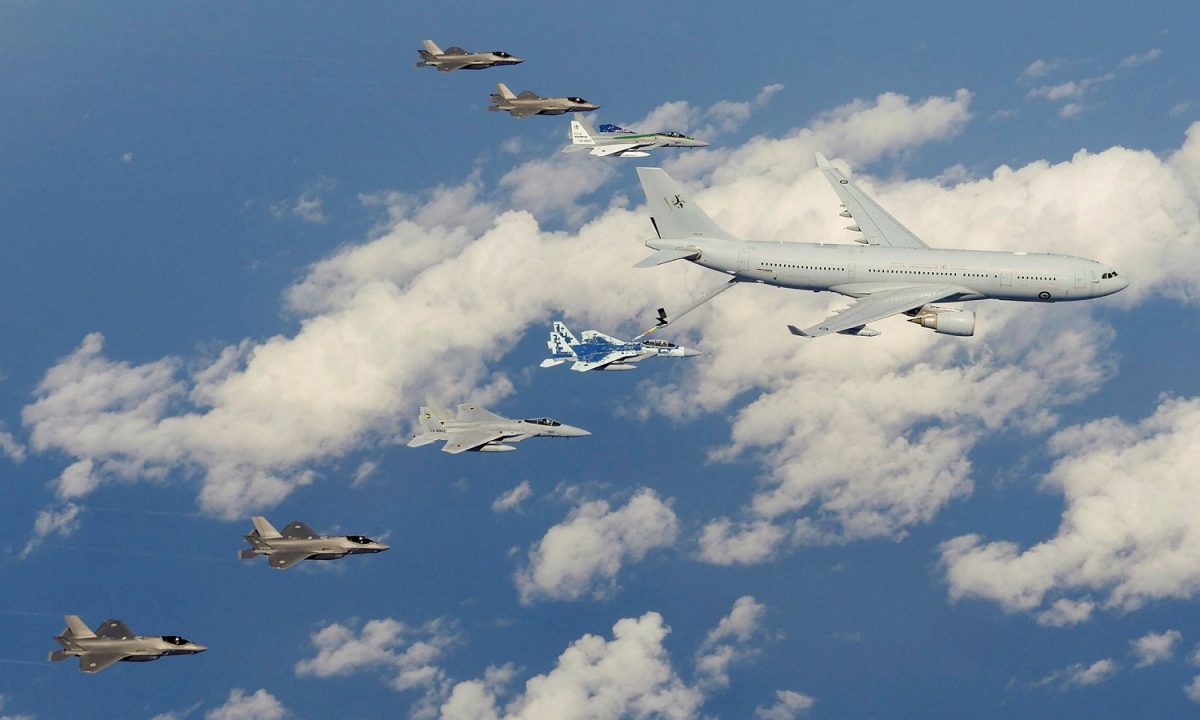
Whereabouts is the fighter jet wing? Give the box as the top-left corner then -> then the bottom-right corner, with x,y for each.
789,285 -> 967,337
441,431 -> 506,454
815,153 -> 929,250
268,552 -> 314,570
80,653 -> 126,673
95,620 -> 135,639
590,142 -> 652,157
510,107 -> 540,118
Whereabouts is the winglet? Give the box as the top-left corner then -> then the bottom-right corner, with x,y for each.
787,325 -> 813,338
814,151 -> 832,168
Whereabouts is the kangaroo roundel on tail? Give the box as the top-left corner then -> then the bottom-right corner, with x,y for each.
635,167 -> 734,241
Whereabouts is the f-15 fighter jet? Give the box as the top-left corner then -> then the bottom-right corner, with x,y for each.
239,517 -> 390,570
561,121 -> 708,158
407,402 -> 590,453
488,83 -> 599,118
539,321 -> 699,371
49,615 -> 206,673
415,39 -> 523,72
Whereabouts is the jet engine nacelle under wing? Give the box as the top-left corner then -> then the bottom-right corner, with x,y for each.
908,308 -> 976,336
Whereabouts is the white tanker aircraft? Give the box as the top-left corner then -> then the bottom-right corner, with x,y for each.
633,154 -> 1127,338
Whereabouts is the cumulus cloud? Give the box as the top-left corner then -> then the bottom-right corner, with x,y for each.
942,396 -> 1200,618
19,502 -> 81,559
0,694 -> 35,720
205,689 -> 286,720
439,611 -> 703,720
270,177 -> 335,224
1035,658 -> 1118,689
1131,629 -> 1182,667
1035,598 -> 1095,627
694,596 -> 769,689
1187,675 -> 1200,703
1120,48 -> 1161,69
754,690 -> 815,720
515,488 -> 678,603
22,91 -> 1200,571
492,480 -> 532,513
0,429 -> 24,463
295,617 -> 457,702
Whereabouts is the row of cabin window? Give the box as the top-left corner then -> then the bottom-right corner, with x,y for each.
762,264 -> 1055,282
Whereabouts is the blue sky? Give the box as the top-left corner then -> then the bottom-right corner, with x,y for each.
3,2 -> 1200,719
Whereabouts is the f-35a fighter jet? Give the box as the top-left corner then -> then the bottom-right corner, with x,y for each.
540,321 -> 699,371
49,615 -> 206,673
415,39 -> 523,72
488,83 -> 599,118
408,401 -> 590,453
561,121 -> 709,158
239,517 -> 390,570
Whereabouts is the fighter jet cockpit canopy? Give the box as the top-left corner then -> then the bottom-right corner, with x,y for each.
567,97 -> 588,104
346,535 -> 377,545
525,418 -> 562,427
161,636 -> 193,646
642,339 -> 677,348
493,51 -> 513,57
661,131 -> 688,138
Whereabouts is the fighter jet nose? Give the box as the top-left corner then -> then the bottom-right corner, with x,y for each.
565,426 -> 591,437
192,645 -> 207,653
682,348 -> 702,357
377,544 -> 391,552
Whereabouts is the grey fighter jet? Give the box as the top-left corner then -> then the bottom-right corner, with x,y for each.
561,121 -> 709,158
407,401 -> 590,453
49,615 -> 206,673
239,517 -> 390,570
488,83 -> 599,118
416,39 -> 523,72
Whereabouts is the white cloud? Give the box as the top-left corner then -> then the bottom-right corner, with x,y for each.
296,618 -> 456,697
270,178 -> 334,224
121,152 -> 133,163
515,488 -> 678,603
695,595 -> 768,689
351,459 -> 377,486
19,502 -> 81,559
1191,642 -> 1200,666
1131,629 -> 1181,667
698,518 -> 789,566
22,94 -> 1200,568
0,694 -> 35,720
1035,658 -> 1118,689
942,396 -> 1200,618
1058,102 -> 1083,119
1035,598 -> 1095,627
1120,48 -> 1161,69
754,689 -> 815,720
492,480 -> 532,513
0,429 -> 24,462
1171,102 -> 1193,118
205,689 -> 286,720
1023,59 -> 1056,78
1187,675 -> 1200,704
444,611 -> 704,720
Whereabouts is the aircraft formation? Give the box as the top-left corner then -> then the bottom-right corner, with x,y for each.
46,36 -> 1128,676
